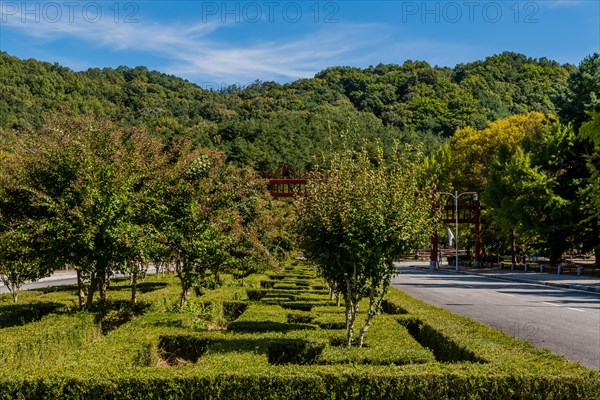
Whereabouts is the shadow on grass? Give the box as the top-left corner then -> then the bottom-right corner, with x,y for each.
92,299 -> 152,335
109,281 -> 168,293
227,320 -> 318,333
0,302 -> 65,328
206,337 -> 325,365
35,284 -> 79,294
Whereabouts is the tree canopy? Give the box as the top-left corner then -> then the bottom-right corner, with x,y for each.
295,142 -> 434,346
0,51 -> 576,169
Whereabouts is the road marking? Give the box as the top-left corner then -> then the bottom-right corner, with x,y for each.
542,302 -> 561,307
567,307 -> 586,313
496,292 -> 515,297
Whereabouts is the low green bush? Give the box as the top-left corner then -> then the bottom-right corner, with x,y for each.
267,339 -> 326,365
222,301 -> 248,321
158,334 -> 211,364
0,301 -> 66,328
260,280 -> 276,289
312,312 -> 346,330
287,311 -> 313,324
398,316 -> 485,363
380,299 -> 408,315
273,283 -> 298,290
246,288 -> 271,300
0,261 -> 598,399
228,305 -> 317,333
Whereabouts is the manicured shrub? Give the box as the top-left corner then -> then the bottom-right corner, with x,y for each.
398,316 -> 485,363
287,311 -> 313,324
222,301 -> 248,321
158,335 -> 211,364
1,262 -> 599,400
246,289 -> 271,300
380,299 -> 408,315
267,339 -> 325,365
260,280 -> 276,289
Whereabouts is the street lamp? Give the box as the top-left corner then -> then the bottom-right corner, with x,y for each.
439,191 -> 478,272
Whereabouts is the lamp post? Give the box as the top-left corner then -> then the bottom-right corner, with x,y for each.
439,191 -> 478,272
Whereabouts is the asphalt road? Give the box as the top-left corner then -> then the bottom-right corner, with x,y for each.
392,265 -> 600,371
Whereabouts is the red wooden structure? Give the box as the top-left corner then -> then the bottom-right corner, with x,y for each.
262,169 -> 308,198
263,169 -> 482,265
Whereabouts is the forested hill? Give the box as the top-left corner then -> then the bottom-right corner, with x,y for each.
0,51 -> 576,169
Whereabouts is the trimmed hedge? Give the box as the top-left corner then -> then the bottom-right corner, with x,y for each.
158,334 -> 211,363
267,339 -> 326,365
0,261 -> 598,399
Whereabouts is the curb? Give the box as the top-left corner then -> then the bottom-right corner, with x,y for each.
407,265 -> 600,294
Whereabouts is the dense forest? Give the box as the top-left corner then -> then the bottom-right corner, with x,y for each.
0,51 -> 575,169
0,51 -> 598,272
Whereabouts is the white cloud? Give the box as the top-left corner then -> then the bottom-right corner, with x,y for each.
542,0 -> 587,8
0,4 -> 389,83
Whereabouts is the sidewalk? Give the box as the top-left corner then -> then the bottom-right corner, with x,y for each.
408,263 -> 600,293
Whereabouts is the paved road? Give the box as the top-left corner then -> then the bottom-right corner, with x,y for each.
0,275 -> 77,295
0,269 -> 160,295
392,265 -> 600,371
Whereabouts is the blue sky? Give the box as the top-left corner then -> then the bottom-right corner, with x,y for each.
1,1 -> 598,87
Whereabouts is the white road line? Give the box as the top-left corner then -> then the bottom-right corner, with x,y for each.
567,307 -> 586,313
543,302 -> 561,307
496,292 -> 515,297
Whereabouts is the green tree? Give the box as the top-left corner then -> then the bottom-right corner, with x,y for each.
295,142 -> 433,347
579,113 -> 600,259
484,122 -> 580,265
558,53 -> 600,130
0,224 -> 50,303
0,115 -> 161,308
156,144 -> 272,305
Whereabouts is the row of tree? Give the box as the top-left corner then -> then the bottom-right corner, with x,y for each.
0,115 -> 289,305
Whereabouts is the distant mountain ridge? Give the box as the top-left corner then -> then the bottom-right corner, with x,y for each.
0,51 -> 577,169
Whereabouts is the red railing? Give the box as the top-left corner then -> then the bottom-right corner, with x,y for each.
261,169 -> 308,198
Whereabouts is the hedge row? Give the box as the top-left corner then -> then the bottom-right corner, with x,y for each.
0,261 -> 598,399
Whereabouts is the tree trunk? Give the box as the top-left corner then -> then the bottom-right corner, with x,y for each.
76,269 -> 85,308
358,277 -> 390,347
358,294 -> 375,348
344,272 -> 359,347
214,267 -> 220,285
98,272 -> 108,300
549,244 -> 561,267
10,284 -> 18,304
131,265 -> 138,305
86,276 -> 97,310
176,260 -> 189,307
180,283 -> 190,307
592,219 -> 599,263
511,230 -> 516,268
